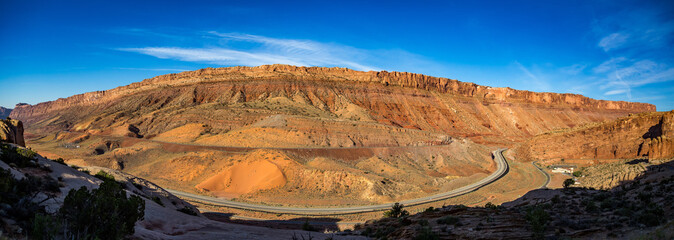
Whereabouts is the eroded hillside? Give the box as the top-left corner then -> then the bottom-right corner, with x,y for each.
10,65 -> 653,145
8,65 -> 655,206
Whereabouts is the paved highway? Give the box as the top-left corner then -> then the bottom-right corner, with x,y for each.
531,161 -> 550,189
167,148 -> 509,216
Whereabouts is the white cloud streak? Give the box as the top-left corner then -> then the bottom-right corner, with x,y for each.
515,61 -> 550,92
116,67 -> 192,72
590,8 -> 674,101
598,32 -> 629,52
595,58 -> 674,98
604,89 -> 627,95
119,32 -> 380,71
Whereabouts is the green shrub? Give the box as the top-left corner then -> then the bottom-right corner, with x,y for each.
94,170 -> 115,181
53,157 -> 67,165
0,166 -> 145,240
572,171 -> 582,177
637,206 -> 664,227
152,196 -> 164,206
31,213 -> 60,239
583,200 -> 598,212
178,206 -> 198,216
525,205 -> 550,239
374,225 -> 396,238
59,179 -> 145,240
414,226 -> 439,240
600,198 -> 616,210
436,215 -> 460,225
0,144 -> 39,168
638,193 -> 652,203
384,202 -> 409,218
16,147 -> 37,160
0,168 -> 41,225
42,176 -> 61,192
0,168 -> 64,238
485,202 -> 498,209
302,220 -> 315,231
563,178 -> 575,188
361,227 -> 373,236
551,195 -> 561,204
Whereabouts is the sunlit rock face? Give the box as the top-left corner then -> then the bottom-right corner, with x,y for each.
0,118 -> 24,146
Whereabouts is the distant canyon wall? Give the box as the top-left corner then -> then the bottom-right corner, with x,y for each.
0,107 -> 11,119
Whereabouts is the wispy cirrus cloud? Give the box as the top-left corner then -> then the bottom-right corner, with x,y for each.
514,61 -> 551,92
593,58 -> 674,98
119,32 -> 380,71
604,89 -> 628,95
589,5 -> 674,102
598,32 -> 630,51
116,67 -> 191,72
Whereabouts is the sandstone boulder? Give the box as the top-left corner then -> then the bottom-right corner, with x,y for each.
0,118 -> 24,146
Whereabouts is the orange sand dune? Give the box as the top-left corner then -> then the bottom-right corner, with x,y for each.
196,155 -> 287,196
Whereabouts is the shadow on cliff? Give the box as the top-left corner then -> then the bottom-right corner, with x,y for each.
618,158 -> 674,183
642,118 -> 663,139
202,212 -> 346,232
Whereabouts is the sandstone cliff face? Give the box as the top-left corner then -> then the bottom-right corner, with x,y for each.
0,119 -> 25,146
10,65 -> 654,120
9,65 -> 654,146
521,110 -> 674,161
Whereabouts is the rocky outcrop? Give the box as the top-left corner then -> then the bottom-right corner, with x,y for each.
520,110 -> 674,161
0,107 -> 11,119
0,118 -> 24,146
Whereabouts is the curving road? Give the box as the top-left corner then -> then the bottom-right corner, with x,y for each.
531,161 -> 550,189
167,148 -> 509,216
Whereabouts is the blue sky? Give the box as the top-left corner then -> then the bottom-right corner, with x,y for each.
1,0 -> 673,110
